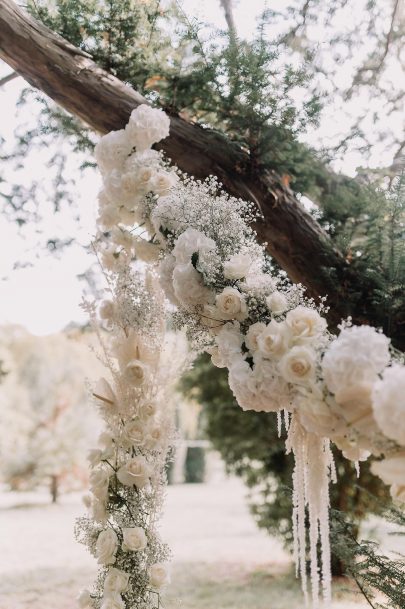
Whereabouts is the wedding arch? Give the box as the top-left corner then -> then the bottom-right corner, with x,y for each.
0,4 -> 404,609
72,106 -> 405,609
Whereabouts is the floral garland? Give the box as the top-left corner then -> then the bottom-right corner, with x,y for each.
76,261 -> 184,609
86,104 -> 405,608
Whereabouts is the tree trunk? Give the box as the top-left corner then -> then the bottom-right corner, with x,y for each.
0,0 -> 403,347
50,475 -> 58,503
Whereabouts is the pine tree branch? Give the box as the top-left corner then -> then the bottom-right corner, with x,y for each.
0,0 -> 403,346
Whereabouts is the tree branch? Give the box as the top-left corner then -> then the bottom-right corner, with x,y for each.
220,0 -> 237,37
0,70 -> 18,87
0,0 -> 402,345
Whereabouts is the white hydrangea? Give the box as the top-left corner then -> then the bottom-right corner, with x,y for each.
104,169 -> 142,209
244,322 -> 266,352
371,453 -> 405,502
214,322 -> 243,368
298,394 -> 345,438
172,228 -> 216,264
149,170 -> 178,196
321,325 -> 390,395
229,356 -> 289,413
172,262 -> 214,307
126,104 -> 170,152
95,129 -> 132,174
372,365 -> 405,446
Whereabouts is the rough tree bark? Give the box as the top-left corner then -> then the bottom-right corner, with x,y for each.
0,0 -> 402,345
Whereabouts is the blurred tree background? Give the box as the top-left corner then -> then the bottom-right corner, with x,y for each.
0,326 -> 102,502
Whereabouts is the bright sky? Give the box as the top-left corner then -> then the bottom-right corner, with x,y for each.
0,0 -> 402,335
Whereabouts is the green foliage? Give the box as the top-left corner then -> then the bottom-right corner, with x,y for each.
317,173 -> 405,342
180,354 -> 390,552
25,0 -> 323,193
331,503 -> 405,608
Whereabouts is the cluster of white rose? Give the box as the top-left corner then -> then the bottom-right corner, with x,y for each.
76,263 -> 175,609
92,104 -> 405,608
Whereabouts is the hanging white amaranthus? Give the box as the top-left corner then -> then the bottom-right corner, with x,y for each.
89,103 -> 405,608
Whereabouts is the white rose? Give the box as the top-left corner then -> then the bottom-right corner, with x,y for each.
123,420 -> 146,448
92,498 -> 108,523
145,426 -> 164,450
285,306 -> 327,344
100,593 -> 125,609
77,589 -> 93,608
266,291 -> 288,314
117,456 -> 152,488
216,287 -> 248,321
257,320 -> 289,358
88,449 -> 103,468
122,527 -> 147,552
138,402 -> 158,420
125,104 -> 170,152
125,359 -> 149,386
95,129 -> 132,174
96,529 -> 118,565
279,346 -> 316,385
173,262 -> 214,307
372,365 -> 405,447
172,228 -> 216,264
89,467 -> 110,501
149,171 -> 178,196
149,563 -> 171,589
244,322 -> 266,352
104,568 -> 130,594
322,325 -> 390,395
223,253 -> 252,280
99,432 -> 114,449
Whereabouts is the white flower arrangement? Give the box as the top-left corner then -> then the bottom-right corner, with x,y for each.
88,103 -> 405,609
76,230 -> 181,608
